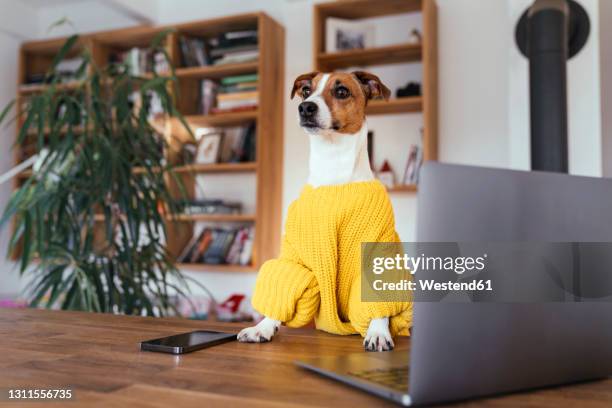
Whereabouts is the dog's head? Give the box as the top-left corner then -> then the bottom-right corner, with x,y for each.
291,71 -> 390,135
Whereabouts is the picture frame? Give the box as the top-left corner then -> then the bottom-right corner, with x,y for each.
195,128 -> 224,164
326,17 -> 375,52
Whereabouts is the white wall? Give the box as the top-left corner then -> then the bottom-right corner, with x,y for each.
600,0 -> 612,177
0,32 -> 21,297
0,0 -> 39,297
437,0 -> 510,168
35,0 -> 141,37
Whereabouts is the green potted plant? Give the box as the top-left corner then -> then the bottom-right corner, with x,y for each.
0,32 -> 197,316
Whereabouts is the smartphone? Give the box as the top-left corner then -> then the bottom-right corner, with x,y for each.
140,330 -> 236,354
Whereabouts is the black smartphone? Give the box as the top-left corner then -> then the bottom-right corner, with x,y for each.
140,330 -> 236,354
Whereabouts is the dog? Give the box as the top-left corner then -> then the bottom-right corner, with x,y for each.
237,71 -> 410,352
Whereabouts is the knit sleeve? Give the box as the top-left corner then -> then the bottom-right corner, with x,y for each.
251,233 -> 320,327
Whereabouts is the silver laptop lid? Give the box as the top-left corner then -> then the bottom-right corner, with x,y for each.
410,163 -> 612,405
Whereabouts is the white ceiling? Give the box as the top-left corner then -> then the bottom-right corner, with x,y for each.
20,0 -> 89,9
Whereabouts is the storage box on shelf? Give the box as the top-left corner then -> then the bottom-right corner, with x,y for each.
13,13 -> 284,273
314,0 -> 438,192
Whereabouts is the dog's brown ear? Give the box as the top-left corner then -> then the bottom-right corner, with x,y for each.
352,71 -> 391,101
291,71 -> 319,99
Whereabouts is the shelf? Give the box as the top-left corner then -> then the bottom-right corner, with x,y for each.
19,81 -> 83,95
317,43 -> 421,70
184,110 -> 258,127
316,0 -> 422,20
366,97 -> 422,115
133,162 -> 257,175
387,184 -> 418,193
24,124 -> 89,137
18,169 -> 33,179
176,263 -> 257,272
168,213 -> 256,222
174,162 -> 257,174
175,61 -> 258,80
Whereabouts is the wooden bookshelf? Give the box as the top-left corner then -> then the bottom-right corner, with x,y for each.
175,61 -> 259,79
366,97 -> 422,115
317,43 -> 422,71
314,0 -> 438,193
387,184 -> 418,193
175,263 -> 257,273
168,214 -> 256,222
13,13 -> 285,273
173,162 -> 257,174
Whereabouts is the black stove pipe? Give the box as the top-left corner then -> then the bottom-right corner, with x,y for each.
527,0 -> 569,173
516,0 -> 590,173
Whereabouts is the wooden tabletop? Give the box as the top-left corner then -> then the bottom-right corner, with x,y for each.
0,309 -> 611,407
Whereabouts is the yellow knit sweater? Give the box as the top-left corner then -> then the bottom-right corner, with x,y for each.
252,180 -> 412,337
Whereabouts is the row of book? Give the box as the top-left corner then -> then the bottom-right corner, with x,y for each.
180,29 -> 258,68
111,47 -> 169,76
199,73 -> 258,115
178,199 -> 242,216
22,56 -> 86,88
219,123 -> 257,163
178,226 -> 254,266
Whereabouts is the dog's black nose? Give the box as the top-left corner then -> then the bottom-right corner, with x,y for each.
298,101 -> 318,118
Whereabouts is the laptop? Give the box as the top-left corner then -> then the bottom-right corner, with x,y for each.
296,163 -> 612,406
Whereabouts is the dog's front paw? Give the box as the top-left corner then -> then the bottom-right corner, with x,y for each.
237,317 -> 280,343
364,317 -> 394,352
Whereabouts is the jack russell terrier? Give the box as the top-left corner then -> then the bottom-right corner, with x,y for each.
237,71 -> 411,351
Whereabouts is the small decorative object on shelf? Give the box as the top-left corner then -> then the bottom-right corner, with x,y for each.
408,28 -> 422,45
402,144 -> 423,185
326,17 -> 375,52
367,131 -> 374,170
215,294 -> 254,322
196,129 -> 224,164
396,81 -> 421,98
402,128 -> 425,185
377,160 -> 395,189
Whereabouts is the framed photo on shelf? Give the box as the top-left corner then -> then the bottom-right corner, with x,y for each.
326,17 -> 375,52
195,128 -> 224,164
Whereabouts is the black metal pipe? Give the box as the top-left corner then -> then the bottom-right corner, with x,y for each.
527,0 -> 569,173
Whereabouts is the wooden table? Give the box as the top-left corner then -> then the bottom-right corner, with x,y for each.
0,309 -> 611,407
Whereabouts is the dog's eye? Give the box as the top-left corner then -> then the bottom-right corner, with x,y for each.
302,86 -> 311,98
334,86 -> 350,99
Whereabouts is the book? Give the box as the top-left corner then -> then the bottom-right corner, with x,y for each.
179,36 -> 211,67
213,51 -> 259,66
178,226 -> 255,266
218,82 -> 258,94
190,229 -> 213,263
225,227 -> 249,264
217,100 -> 258,110
239,227 -> 255,266
203,229 -> 236,264
216,91 -> 259,102
209,30 -> 258,49
221,74 -> 258,86
180,199 -> 242,215
210,105 -> 258,114
209,44 -> 258,58
198,80 -> 218,114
